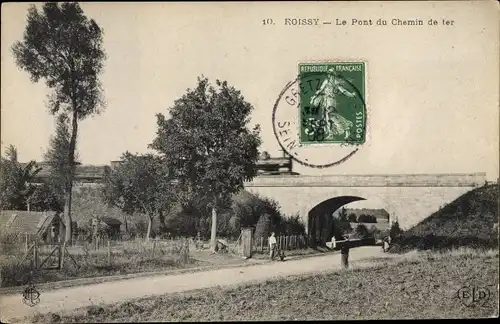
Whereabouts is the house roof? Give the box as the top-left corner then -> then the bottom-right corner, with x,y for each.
100,217 -> 122,226
0,210 -> 61,235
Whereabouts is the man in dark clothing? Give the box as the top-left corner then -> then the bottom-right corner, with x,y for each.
341,236 -> 350,269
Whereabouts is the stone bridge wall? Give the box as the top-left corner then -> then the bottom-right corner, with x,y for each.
245,173 -> 486,230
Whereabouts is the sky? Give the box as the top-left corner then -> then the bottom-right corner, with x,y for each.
1,2 -> 499,180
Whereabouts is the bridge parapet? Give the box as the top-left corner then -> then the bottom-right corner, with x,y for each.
246,173 -> 486,188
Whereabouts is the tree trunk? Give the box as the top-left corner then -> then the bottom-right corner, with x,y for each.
64,110 -> 78,246
210,204 -> 217,253
146,216 -> 152,241
158,210 -> 166,234
123,213 -> 128,233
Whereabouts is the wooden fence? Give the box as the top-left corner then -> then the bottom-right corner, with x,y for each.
253,235 -> 307,252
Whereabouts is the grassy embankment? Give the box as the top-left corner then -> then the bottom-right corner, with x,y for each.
390,184 -> 498,253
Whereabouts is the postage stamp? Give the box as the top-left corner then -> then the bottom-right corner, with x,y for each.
299,62 -> 366,145
272,61 -> 367,168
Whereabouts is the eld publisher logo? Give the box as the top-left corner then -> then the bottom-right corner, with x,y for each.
456,286 -> 491,307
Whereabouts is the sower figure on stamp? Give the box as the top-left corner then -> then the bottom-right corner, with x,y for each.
310,68 -> 356,139
268,232 -> 277,260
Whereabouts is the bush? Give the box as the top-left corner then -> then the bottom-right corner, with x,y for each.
352,224 -> 370,239
0,231 -> 23,255
281,214 -> 305,235
254,213 -> 271,240
358,214 -> 377,223
348,213 -> 357,223
332,216 -> 352,240
389,220 -> 403,240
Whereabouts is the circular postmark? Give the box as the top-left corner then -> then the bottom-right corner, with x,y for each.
273,63 -> 367,168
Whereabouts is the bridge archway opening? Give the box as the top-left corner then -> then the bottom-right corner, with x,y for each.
307,196 -> 367,247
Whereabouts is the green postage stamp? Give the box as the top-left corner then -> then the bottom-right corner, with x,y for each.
298,62 -> 366,145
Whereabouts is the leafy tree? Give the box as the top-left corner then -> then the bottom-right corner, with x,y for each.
390,220 -> 403,240
102,153 -> 176,241
29,113 -> 75,213
353,223 -> 369,239
254,213 -> 271,240
162,199 -> 209,238
332,208 -> 352,240
281,214 -> 305,235
338,207 -> 348,221
0,145 -> 41,210
150,77 -> 262,252
348,213 -> 357,223
12,2 -> 107,244
44,114 -> 76,203
29,182 -> 63,212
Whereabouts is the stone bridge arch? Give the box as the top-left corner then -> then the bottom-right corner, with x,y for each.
308,195 -> 366,247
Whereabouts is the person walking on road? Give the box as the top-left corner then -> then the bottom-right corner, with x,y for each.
383,236 -> 390,253
269,232 -> 277,260
341,235 -> 351,269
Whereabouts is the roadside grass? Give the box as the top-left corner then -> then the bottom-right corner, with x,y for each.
28,248 -> 499,322
0,240 -> 198,288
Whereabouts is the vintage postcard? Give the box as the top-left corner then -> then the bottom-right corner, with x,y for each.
1,1 -> 498,322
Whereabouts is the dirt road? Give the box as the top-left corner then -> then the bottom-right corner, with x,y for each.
0,246 -> 390,322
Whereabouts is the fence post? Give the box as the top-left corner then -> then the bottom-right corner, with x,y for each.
60,242 -> 66,269
260,237 -> 263,252
152,240 -> 156,258
107,241 -> 111,265
33,242 -> 38,269
25,233 -> 28,253
58,243 -> 62,269
183,239 -> 189,264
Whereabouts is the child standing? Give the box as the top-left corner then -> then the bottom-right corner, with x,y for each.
268,232 -> 277,260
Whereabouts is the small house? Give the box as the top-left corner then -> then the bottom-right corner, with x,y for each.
0,210 -> 66,244
101,217 -> 122,239
90,216 -> 122,240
